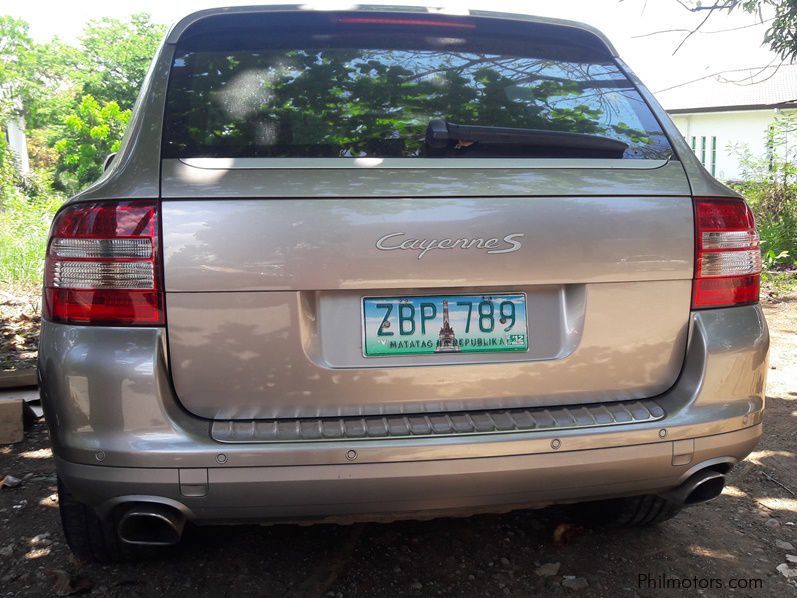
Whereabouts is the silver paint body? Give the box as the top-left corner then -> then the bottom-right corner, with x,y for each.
40,5 -> 768,523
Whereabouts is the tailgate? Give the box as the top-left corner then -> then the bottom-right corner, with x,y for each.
162,162 -> 694,420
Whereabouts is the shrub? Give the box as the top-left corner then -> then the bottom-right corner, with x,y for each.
0,186 -> 63,289
734,179 -> 797,268
729,113 -> 797,272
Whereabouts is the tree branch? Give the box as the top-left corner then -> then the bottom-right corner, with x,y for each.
672,8 -> 716,54
632,28 -> 690,38
675,0 -> 740,12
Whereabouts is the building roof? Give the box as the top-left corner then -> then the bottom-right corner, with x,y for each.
657,64 -> 797,114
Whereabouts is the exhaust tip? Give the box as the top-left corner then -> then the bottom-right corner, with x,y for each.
118,503 -> 185,546
684,473 -> 725,505
664,469 -> 726,507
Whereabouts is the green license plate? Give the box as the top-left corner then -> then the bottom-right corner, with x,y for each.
363,293 -> 528,357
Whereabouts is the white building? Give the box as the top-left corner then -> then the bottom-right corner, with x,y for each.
2,117 -> 30,174
658,65 -> 796,182
0,86 -> 30,174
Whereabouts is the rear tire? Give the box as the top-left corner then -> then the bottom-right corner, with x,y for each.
574,494 -> 682,527
57,477 -> 155,563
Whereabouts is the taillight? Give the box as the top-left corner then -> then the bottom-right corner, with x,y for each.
692,197 -> 761,309
43,200 -> 163,325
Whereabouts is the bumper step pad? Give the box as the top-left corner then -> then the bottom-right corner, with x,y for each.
211,399 -> 665,443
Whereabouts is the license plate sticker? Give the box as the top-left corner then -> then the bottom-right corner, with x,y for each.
362,294 -> 528,357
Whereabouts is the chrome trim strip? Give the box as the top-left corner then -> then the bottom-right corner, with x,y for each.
178,157 -> 672,171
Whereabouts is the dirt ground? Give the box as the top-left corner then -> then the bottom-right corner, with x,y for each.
0,291 -> 39,374
1,295 -> 796,597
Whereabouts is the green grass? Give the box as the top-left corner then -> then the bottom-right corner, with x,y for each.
0,191 -> 63,291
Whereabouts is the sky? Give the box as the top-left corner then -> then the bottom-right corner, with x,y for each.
1,0 -> 781,92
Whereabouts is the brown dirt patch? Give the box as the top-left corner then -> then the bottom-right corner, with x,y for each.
0,291 -> 40,374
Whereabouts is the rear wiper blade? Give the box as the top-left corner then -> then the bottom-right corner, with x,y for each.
425,119 -> 629,154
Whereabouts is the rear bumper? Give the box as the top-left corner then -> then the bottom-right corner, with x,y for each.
39,304 -> 768,521
56,425 -> 761,523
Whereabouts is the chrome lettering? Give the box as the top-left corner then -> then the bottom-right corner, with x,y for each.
376,232 -> 524,259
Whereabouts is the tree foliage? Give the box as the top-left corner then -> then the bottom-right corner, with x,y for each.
78,13 -> 165,110
0,17 -> 32,87
0,17 -> 80,133
21,40 -> 83,132
0,13 -> 164,196
0,16 -> 33,189
53,96 -> 130,193
763,0 -> 797,60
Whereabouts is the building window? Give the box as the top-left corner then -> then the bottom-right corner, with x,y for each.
700,136 -> 706,166
690,136 -> 696,151
710,136 -> 717,176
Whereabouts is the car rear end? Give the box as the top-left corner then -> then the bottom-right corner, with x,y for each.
38,6 -> 768,561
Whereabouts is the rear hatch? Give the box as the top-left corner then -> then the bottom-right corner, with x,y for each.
160,11 -> 693,420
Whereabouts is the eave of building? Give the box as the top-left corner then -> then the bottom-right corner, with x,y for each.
667,102 -> 797,116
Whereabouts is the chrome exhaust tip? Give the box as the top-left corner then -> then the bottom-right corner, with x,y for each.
117,503 -> 185,546
663,469 -> 726,506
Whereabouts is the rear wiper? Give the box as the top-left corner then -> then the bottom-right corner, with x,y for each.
425,119 -> 629,155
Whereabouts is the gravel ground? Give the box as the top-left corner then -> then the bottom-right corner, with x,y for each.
1,295 -> 796,597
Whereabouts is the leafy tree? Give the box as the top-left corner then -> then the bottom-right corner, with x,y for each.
0,17 -> 78,126
1,16 -> 82,176
0,17 -> 32,87
1,14 -> 164,193
21,40 -> 83,132
764,0 -> 797,60
0,17 -> 34,188
78,13 -> 165,110
35,15 -> 163,186
53,95 -> 130,193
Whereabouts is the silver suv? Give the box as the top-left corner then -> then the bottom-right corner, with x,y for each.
39,5 -> 768,562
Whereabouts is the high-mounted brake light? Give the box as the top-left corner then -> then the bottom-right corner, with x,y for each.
43,201 -> 163,325
692,197 -> 761,309
336,17 -> 476,29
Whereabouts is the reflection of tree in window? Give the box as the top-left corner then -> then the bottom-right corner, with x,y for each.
165,46 -> 672,159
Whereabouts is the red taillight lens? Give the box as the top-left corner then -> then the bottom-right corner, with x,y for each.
43,200 -> 163,325
692,197 -> 761,309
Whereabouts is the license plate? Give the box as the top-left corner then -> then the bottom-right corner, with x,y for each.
362,293 -> 528,357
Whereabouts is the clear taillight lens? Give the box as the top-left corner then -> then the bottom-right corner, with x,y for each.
50,238 -> 153,259
43,201 -> 163,325
692,197 -> 761,309
49,261 -> 155,289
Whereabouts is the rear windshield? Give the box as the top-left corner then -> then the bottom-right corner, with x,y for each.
163,13 -> 673,160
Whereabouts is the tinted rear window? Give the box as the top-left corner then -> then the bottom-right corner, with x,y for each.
163,13 -> 672,160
